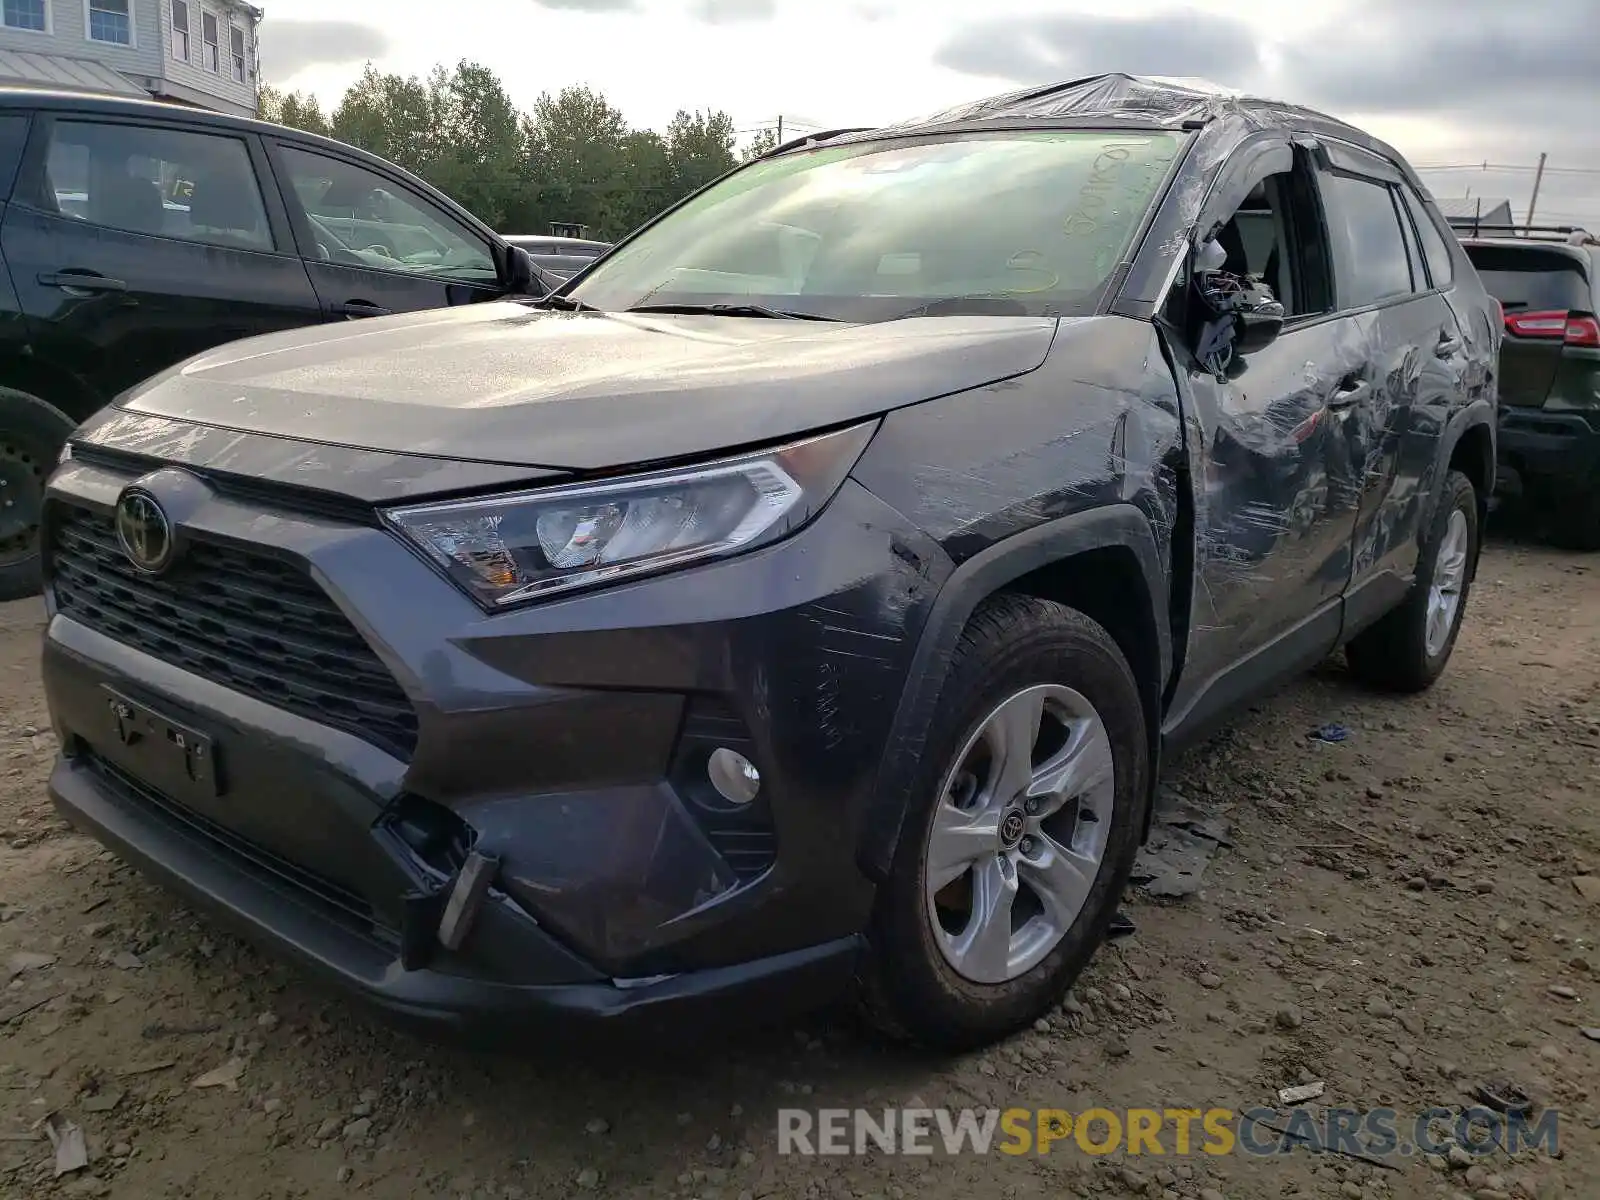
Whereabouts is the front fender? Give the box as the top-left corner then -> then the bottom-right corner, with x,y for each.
855,504 -> 1169,882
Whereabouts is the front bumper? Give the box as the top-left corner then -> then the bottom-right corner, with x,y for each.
1496,406 -> 1600,493
40,448 -> 949,1034
50,751 -> 860,1041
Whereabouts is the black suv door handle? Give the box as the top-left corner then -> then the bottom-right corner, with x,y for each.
1328,377 -> 1369,410
39,270 -> 127,294
332,300 -> 393,319
1435,332 -> 1462,357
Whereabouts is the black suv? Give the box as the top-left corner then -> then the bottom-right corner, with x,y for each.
1459,227 -> 1600,549
0,88 -> 545,600
40,75 -> 1498,1050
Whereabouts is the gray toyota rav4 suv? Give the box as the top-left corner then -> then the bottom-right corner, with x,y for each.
40,75 -> 1498,1050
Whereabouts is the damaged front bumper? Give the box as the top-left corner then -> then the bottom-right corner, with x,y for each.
39,450 -> 940,1039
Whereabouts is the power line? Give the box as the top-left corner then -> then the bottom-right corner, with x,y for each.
1414,162 -> 1600,176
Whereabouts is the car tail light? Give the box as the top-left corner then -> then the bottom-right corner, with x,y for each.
1564,314 -> 1600,347
1503,309 -> 1600,346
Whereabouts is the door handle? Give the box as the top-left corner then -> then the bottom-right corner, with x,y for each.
38,271 -> 127,294
1327,377 -> 1369,410
1435,333 -> 1462,357
332,300 -> 393,319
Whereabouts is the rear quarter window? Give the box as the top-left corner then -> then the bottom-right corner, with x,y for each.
1464,245 -> 1592,313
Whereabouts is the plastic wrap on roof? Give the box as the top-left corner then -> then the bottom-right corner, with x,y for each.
889,72 -> 1306,133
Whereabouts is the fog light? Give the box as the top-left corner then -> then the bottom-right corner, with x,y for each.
708,748 -> 761,805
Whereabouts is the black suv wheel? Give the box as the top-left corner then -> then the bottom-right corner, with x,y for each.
1346,469 -> 1479,691
0,388 -> 74,602
858,595 -> 1149,1050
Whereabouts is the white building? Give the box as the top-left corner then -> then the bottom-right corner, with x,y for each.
0,0 -> 262,117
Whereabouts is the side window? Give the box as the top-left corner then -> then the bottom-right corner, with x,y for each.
1399,186 -> 1455,289
1319,172 -> 1413,308
1205,158 -> 1334,321
42,120 -> 274,252
276,145 -> 496,282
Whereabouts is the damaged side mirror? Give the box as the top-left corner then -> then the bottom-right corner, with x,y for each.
1188,237 -> 1286,380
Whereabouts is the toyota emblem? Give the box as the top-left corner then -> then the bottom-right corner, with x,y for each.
115,487 -> 176,574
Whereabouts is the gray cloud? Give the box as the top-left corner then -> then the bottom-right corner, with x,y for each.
1280,0 -> 1594,117
691,0 -> 776,22
933,1 -> 1599,226
257,20 -> 390,80
935,9 -> 1263,91
530,0 -> 639,11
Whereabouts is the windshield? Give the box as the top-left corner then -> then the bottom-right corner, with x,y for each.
568,130 -> 1184,321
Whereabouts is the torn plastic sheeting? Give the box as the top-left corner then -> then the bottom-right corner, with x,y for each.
887,73 -> 1294,134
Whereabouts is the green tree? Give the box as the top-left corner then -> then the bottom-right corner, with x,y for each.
522,86 -> 634,238
665,109 -> 738,197
258,85 -> 331,137
425,62 -> 523,228
742,127 -> 781,161
330,64 -> 439,176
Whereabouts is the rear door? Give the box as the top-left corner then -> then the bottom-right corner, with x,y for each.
1315,147 -> 1467,602
0,112 -> 321,400
1462,242 -> 1593,408
263,139 -> 506,321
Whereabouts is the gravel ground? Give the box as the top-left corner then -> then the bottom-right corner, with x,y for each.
1,524 -> 1596,1200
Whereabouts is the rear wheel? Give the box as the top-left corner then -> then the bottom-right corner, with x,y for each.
1345,469 -> 1479,692
857,594 -> 1149,1051
0,388 -> 75,602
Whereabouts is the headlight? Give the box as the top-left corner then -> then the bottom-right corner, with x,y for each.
383,421 -> 877,608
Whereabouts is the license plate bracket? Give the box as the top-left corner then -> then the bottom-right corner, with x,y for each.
101,686 -> 220,801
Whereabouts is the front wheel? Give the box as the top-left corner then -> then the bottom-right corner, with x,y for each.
0,388 -> 76,602
1345,468 -> 1479,692
858,594 -> 1149,1051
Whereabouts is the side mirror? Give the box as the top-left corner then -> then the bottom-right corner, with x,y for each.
1234,303 -> 1285,354
503,244 -> 549,297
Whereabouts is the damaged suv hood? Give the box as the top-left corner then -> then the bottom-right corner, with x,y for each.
115,301 -> 1059,471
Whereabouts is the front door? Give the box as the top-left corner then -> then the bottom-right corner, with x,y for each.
0,114 -> 321,401
1165,141 -> 1369,735
265,141 -> 505,321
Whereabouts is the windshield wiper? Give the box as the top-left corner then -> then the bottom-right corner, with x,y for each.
625,302 -> 841,321
534,292 -> 600,312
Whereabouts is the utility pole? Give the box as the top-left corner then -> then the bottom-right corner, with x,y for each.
1526,152 -> 1548,230
776,115 -> 783,143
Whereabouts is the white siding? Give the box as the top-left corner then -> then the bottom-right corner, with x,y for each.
0,0 -> 258,114
0,1 -> 164,76
159,0 -> 255,112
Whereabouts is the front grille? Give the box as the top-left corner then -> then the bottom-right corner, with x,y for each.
50,504 -> 419,760
85,752 -> 387,939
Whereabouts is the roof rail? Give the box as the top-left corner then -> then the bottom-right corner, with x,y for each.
1456,221 -> 1595,245
761,127 -> 877,158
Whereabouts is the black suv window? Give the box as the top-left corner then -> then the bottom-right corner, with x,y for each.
276,145 -> 496,282
1320,171 -> 1413,307
1398,187 -> 1454,289
1462,244 -> 1594,313
44,120 -> 273,251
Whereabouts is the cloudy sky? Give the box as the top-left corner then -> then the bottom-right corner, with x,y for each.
259,0 -> 1600,229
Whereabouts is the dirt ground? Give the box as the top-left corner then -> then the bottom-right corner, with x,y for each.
1,519 -> 1596,1200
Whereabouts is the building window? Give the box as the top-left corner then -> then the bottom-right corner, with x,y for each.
86,0 -> 132,44
200,9 -> 218,71
2,0 -> 49,33
229,22 -> 244,82
170,0 -> 189,61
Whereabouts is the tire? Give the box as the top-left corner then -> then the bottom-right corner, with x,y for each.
1546,486 -> 1600,552
857,594 -> 1149,1051
0,387 -> 76,602
1345,469 -> 1479,692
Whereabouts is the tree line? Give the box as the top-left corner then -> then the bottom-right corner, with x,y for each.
259,62 -> 784,242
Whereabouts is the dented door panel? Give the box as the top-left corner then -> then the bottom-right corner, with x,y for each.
1165,312 -> 1369,727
